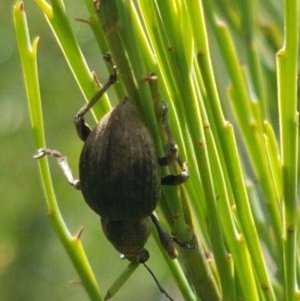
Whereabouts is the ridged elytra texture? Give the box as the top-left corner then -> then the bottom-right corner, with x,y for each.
79,98 -> 160,221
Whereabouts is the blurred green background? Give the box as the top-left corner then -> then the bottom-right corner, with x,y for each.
1,1 -> 178,300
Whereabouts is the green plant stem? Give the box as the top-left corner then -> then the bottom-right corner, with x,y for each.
203,121 -> 260,301
277,0 -> 299,299
240,0 -> 268,118
14,2 -> 102,300
151,222 -> 197,301
214,20 -> 282,245
104,263 -> 139,300
35,0 -> 111,118
93,2 -> 222,300
264,122 -> 282,203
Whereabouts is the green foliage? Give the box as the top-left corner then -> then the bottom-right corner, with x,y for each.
12,0 -> 299,300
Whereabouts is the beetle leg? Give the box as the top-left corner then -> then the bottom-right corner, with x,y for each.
173,235 -> 198,250
150,214 -> 178,259
160,149 -> 189,186
34,148 -> 80,190
159,101 -> 189,186
75,54 -> 117,141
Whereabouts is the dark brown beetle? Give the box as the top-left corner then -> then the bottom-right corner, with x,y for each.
35,55 -> 188,296
80,99 -> 159,221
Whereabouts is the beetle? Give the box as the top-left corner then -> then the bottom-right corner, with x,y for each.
35,55 -> 188,298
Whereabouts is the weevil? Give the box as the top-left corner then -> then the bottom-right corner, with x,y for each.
35,55 -> 188,299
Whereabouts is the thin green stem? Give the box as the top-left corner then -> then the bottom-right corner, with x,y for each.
14,2 -> 102,300
277,0 -> 299,299
35,0 -> 111,118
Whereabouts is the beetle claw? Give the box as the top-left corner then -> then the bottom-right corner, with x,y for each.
174,235 -> 198,250
33,148 -> 47,159
34,148 -> 64,159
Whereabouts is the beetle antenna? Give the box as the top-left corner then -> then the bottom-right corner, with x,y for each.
143,263 -> 175,301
